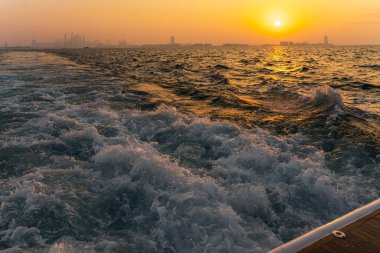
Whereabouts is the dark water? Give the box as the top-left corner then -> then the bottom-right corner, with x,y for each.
0,47 -> 379,252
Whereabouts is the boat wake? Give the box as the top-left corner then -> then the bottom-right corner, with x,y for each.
0,51 -> 378,252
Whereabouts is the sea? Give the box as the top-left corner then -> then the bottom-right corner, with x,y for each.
0,46 -> 379,252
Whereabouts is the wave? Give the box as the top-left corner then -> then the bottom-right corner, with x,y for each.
207,72 -> 230,84
304,86 -> 345,111
214,64 -> 230,70
2,104 -> 378,252
358,64 -> 380,71
0,50 -> 379,252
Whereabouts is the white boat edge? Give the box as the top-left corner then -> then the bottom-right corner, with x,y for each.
268,198 -> 380,253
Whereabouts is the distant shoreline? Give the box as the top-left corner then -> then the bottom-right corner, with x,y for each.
1,44 -> 380,50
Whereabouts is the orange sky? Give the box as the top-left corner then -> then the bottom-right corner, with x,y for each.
1,0 -> 380,45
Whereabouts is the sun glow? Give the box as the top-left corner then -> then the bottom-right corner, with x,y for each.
248,4 -> 311,39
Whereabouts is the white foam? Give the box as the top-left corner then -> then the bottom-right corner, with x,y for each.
307,86 -> 345,110
0,52 -> 378,252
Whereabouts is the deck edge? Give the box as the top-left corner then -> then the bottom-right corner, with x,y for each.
268,198 -> 380,253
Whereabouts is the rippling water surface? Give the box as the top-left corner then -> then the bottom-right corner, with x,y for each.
0,47 -> 379,252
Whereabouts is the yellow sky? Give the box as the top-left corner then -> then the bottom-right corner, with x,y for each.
1,0 -> 380,45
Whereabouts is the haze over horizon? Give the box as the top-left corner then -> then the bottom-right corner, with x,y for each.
1,0 -> 380,46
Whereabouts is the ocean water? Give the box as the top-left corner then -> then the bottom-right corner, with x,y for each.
0,47 -> 379,252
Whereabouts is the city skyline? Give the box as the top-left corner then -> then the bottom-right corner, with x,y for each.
2,33 -> 335,49
1,0 -> 380,46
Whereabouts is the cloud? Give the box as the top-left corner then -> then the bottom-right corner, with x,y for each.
349,8 -> 380,25
349,21 -> 380,25
364,12 -> 380,17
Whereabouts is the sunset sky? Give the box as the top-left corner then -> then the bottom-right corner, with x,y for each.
1,0 -> 380,45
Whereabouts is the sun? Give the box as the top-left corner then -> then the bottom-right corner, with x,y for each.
249,6 -> 307,36
274,20 -> 282,27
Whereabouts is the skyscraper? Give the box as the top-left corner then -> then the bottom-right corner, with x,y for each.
324,35 -> 329,45
170,36 -> 175,45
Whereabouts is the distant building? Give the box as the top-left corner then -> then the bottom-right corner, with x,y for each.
222,43 -> 249,47
324,35 -> 329,45
29,32 -> 92,48
170,36 -> 175,45
118,39 -> 127,48
191,43 -> 213,47
63,33 -> 86,48
280,41 -> 289,46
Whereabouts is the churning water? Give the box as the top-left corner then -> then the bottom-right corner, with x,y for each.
0,47 -> 379,252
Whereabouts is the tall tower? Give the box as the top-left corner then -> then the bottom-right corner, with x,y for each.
324,35 -> 329,45
170,36 -> 175,45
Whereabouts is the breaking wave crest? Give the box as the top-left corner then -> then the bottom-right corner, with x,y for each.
305,86 -> 345,111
